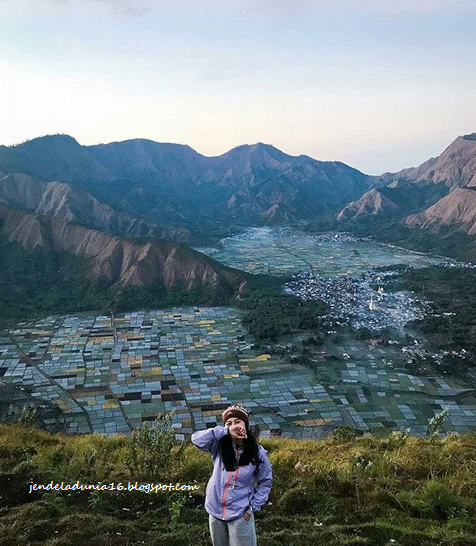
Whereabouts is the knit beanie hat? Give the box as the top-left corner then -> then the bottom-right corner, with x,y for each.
222,404 -> 249,426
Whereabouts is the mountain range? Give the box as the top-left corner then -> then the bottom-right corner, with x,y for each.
0,134 -> 376,316
0,201 -> 247,293
0,135 -> 371,225
1,131 -> 476,317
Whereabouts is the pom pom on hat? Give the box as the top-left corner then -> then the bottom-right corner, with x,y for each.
222,404 -> 249,425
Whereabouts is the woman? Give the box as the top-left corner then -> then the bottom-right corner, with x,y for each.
191,404 -> 273,546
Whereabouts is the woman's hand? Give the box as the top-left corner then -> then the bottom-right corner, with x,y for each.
242,511 -> 251,521
236,425 -> 247,439
228,423 -> 247,440
225,418 -> 248,441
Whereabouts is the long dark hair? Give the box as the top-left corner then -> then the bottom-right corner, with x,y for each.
219,424 -> 262,471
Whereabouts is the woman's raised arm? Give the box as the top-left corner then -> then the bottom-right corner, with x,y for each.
191,425 -> 229,456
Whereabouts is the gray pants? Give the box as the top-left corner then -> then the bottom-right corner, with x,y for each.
209,513 -> 257,546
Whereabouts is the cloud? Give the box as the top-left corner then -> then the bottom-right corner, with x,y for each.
9,0 -> 476,15
97,0 -> 150,18
4,0 -> 152,18
228,0 -> 476,17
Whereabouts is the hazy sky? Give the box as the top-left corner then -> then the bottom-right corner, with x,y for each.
1,0 -> 475,174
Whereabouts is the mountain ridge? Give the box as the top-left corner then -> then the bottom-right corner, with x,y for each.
0,202 -> 248,300
0,172 -> 191,243
335,132 -> 476,262
4,132 -> 476,263
0,134 -> 371,225
337,133 -> 476,228
375,134 -> 476,189
405,187 -> 476,236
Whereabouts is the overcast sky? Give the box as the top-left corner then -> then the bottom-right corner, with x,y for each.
1,0 -> 475,174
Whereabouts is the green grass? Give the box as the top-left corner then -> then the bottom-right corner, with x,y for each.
1,422 -> 475,545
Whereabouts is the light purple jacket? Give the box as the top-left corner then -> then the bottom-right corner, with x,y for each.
191,425 -> 273,521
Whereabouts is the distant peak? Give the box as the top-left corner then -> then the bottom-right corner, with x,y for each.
229,142 -> 291,159
14,134 -> 80,148
117,137 -> 186,146
462,133 -> 476,142
91,137 -> 195,152
37,134 -> 77,142
252,142 -> 275,149
228,142 -> 274,151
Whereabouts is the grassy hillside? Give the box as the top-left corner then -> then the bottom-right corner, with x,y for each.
1,417 -> 475,546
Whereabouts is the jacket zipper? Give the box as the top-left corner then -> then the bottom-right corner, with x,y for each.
233,466 -> 241,488
221,471 -> 233,519
233,447 -> 240,488
221,447 -> 241,519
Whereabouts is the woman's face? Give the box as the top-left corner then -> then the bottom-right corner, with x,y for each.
225,417 -> 247,439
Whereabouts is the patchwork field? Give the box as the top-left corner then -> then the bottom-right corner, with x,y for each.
1,307 -> 475,439
195,227 -> 446,276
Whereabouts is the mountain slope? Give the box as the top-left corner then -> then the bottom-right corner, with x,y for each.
394,134 -> 476,239
335,133 -> 476,262
0,203 -> 248,298
3,134 -> 115,182
337,180 -> 448,223
337,133 -> 476,228
376,133 -> 476,189
88,138 -> 213,186
405,187 -> 476,236
193,143 -> 371,221
0,172 -> 191,243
